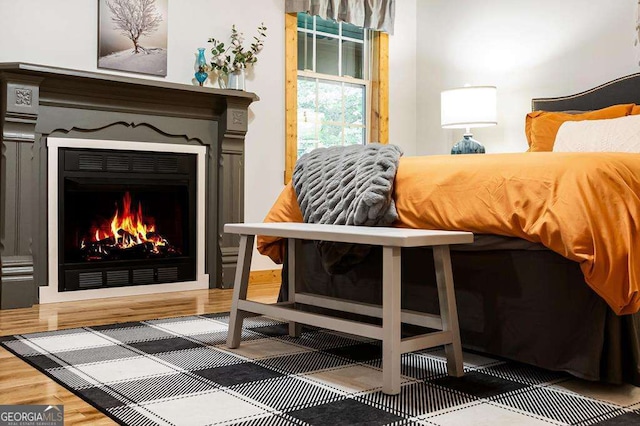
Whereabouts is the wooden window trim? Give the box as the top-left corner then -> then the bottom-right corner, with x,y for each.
284,12 -> 389,184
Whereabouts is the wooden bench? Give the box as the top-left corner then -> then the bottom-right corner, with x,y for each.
224,222 -> 474,395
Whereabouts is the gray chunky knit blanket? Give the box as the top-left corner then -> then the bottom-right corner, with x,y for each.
292,143 -> 403,273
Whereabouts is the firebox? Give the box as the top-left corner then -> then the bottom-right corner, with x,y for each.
58,148 -> 197,291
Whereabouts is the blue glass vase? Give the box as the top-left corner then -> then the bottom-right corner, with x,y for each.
194,48 -> 208,86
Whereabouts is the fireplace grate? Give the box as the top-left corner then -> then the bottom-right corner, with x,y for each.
78,154 -> 103,171
106,270 -> 129,286
157,157 -> 179,173
106,156 -> 129,171
132,156 -> 155,173
133,269 -> 155,284
158,267 -> 179,282
78,272 -> 103,288
65,150 -> 191,175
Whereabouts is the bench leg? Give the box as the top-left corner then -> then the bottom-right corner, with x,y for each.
227,234 -> 254,349
287,238 -> 302,337
433,245 -> 464,377
382,246 -> 402,395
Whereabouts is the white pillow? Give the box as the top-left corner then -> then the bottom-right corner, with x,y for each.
553,113 -> 640,153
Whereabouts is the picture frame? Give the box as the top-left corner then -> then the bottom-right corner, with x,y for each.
97,0 -> 168,77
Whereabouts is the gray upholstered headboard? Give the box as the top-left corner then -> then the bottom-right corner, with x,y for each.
532,73 -> 640,112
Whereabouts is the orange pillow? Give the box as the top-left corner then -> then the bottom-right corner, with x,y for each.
525,104 -> 634,152
632,104 -> 640,115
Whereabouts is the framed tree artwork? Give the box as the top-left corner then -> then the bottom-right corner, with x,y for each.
98,0 -> 168,76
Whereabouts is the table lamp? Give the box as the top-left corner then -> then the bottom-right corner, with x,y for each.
441,86 -> 497,154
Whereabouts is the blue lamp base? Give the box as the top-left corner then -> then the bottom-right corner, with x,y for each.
451,134 -> 485,154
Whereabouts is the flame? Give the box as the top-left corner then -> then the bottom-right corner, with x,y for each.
86,192 -> 169,252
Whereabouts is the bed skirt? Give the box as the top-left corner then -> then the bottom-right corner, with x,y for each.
280,240 -> 640,385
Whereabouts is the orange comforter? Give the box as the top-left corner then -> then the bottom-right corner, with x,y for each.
258,152 -> 640,315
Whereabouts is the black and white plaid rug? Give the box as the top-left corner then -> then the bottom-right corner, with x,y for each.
2,314 -> 639,426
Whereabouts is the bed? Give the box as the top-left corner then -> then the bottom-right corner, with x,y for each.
258,74 -> 640,385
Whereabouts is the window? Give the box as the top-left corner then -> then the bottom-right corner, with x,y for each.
285,13 -> 388,183
296,13 -> 369,157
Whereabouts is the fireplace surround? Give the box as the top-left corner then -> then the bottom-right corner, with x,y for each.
0,63 -> 258,308
44,137 -> 207,303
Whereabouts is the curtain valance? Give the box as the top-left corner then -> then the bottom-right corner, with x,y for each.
286,0 -> 395,34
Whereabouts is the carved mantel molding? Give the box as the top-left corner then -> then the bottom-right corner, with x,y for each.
0,63 -> 258,309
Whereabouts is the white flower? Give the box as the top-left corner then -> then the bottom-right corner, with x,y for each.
232,34 -> 244,47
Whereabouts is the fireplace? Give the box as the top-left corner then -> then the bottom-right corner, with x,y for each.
58,148 -> 197,291
43,137 -> 209,304
0,63 -> 257,308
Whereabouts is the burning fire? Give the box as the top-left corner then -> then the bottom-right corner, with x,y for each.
80,192 -> 175,258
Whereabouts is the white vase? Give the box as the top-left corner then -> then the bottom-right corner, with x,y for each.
227,68 -> 246,91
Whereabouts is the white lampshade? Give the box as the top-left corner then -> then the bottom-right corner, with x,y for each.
441,86 -> 497,129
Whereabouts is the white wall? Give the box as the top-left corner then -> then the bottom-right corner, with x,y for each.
416,0 -> 640,154
0,0 -> 417,271
389,0 -> 417,156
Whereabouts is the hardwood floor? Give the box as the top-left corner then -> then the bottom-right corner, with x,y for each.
0,282 -> 280,425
